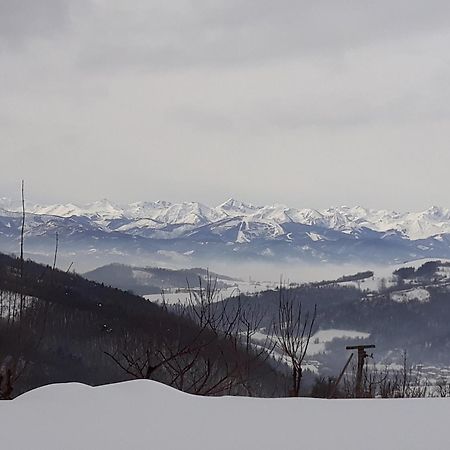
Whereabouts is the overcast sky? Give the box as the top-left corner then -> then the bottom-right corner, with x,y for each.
1,0 -> 450,210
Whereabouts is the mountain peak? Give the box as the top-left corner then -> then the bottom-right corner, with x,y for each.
88,198 -> 118,208
219,198 -> 258,211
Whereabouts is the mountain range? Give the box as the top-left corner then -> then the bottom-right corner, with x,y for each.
2,197 -> 450,270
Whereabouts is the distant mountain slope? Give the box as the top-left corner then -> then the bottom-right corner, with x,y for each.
3,198 -> 450,267
83,264 -> 238,295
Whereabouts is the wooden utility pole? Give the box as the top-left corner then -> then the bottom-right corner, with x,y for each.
346,344 -> 375,398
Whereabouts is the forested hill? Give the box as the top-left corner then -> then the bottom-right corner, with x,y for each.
224,263 -> 450,371
0,253 -> 162,316
0,253 -> 280,398
83,263 -> 236,295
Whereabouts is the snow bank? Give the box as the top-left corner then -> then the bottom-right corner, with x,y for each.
0,380 -> 448,450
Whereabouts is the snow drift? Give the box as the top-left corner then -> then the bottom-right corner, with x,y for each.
0,380 -> 448,450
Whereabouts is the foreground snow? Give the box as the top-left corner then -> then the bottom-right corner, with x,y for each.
0,381 -> 448,450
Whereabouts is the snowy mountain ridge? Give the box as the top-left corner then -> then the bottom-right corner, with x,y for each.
2,197 -> 450,240
3,197 -> 450,267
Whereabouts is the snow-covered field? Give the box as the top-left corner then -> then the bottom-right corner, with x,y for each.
251,328 -> 371,374
390,287 -> 431,303
144,281 -> 276,305
1,380 -> 448,450
308,329 -> 371,355
334,258 -> 450,293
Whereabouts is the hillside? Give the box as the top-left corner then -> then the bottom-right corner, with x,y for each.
0,253 -> 280,398
83,263 -> 237,295
0,380 -> 448,450
219,260 -> 450,376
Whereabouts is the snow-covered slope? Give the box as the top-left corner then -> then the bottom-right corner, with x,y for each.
0,380 -> 448,450
24,199 -> 125,220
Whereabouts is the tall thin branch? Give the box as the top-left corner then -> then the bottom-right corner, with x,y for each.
52,232 -> 59,271
20,180 -> 25,279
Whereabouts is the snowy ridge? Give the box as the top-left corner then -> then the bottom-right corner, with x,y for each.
3,197 -> 450,240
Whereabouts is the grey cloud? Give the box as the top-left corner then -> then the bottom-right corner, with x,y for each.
1,0 -> 450,210
77,0 -> 450,70
0,0 -> 71,45
171,93 -> 450,133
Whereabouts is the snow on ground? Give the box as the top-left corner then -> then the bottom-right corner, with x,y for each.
390,287 -> 431,303
392,257 -> 450,271
144,281 -> 276,305
1,380 -> 449,450
250,329 -> 370,356
338,276 -> 391,291
0,292 -> 36,318
336,258 -> 450,293
437,264 -> 450,279
251,328 -> 370,374
308,329 -> 371,355
306,231 -> 325,242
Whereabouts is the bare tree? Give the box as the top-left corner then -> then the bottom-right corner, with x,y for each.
19,179 -> 25,280
0,181 -> 50,398
107,273 -> 276,396
104,330 -> 206,381
180,273 -> 276,395
18,179 -> 26,319
275,286 -> 317,397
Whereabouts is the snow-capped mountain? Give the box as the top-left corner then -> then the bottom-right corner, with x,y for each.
2,197 -> 450,268
11,198 -> 450,240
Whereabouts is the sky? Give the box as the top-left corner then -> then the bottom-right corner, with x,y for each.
1,0 -> 450,211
